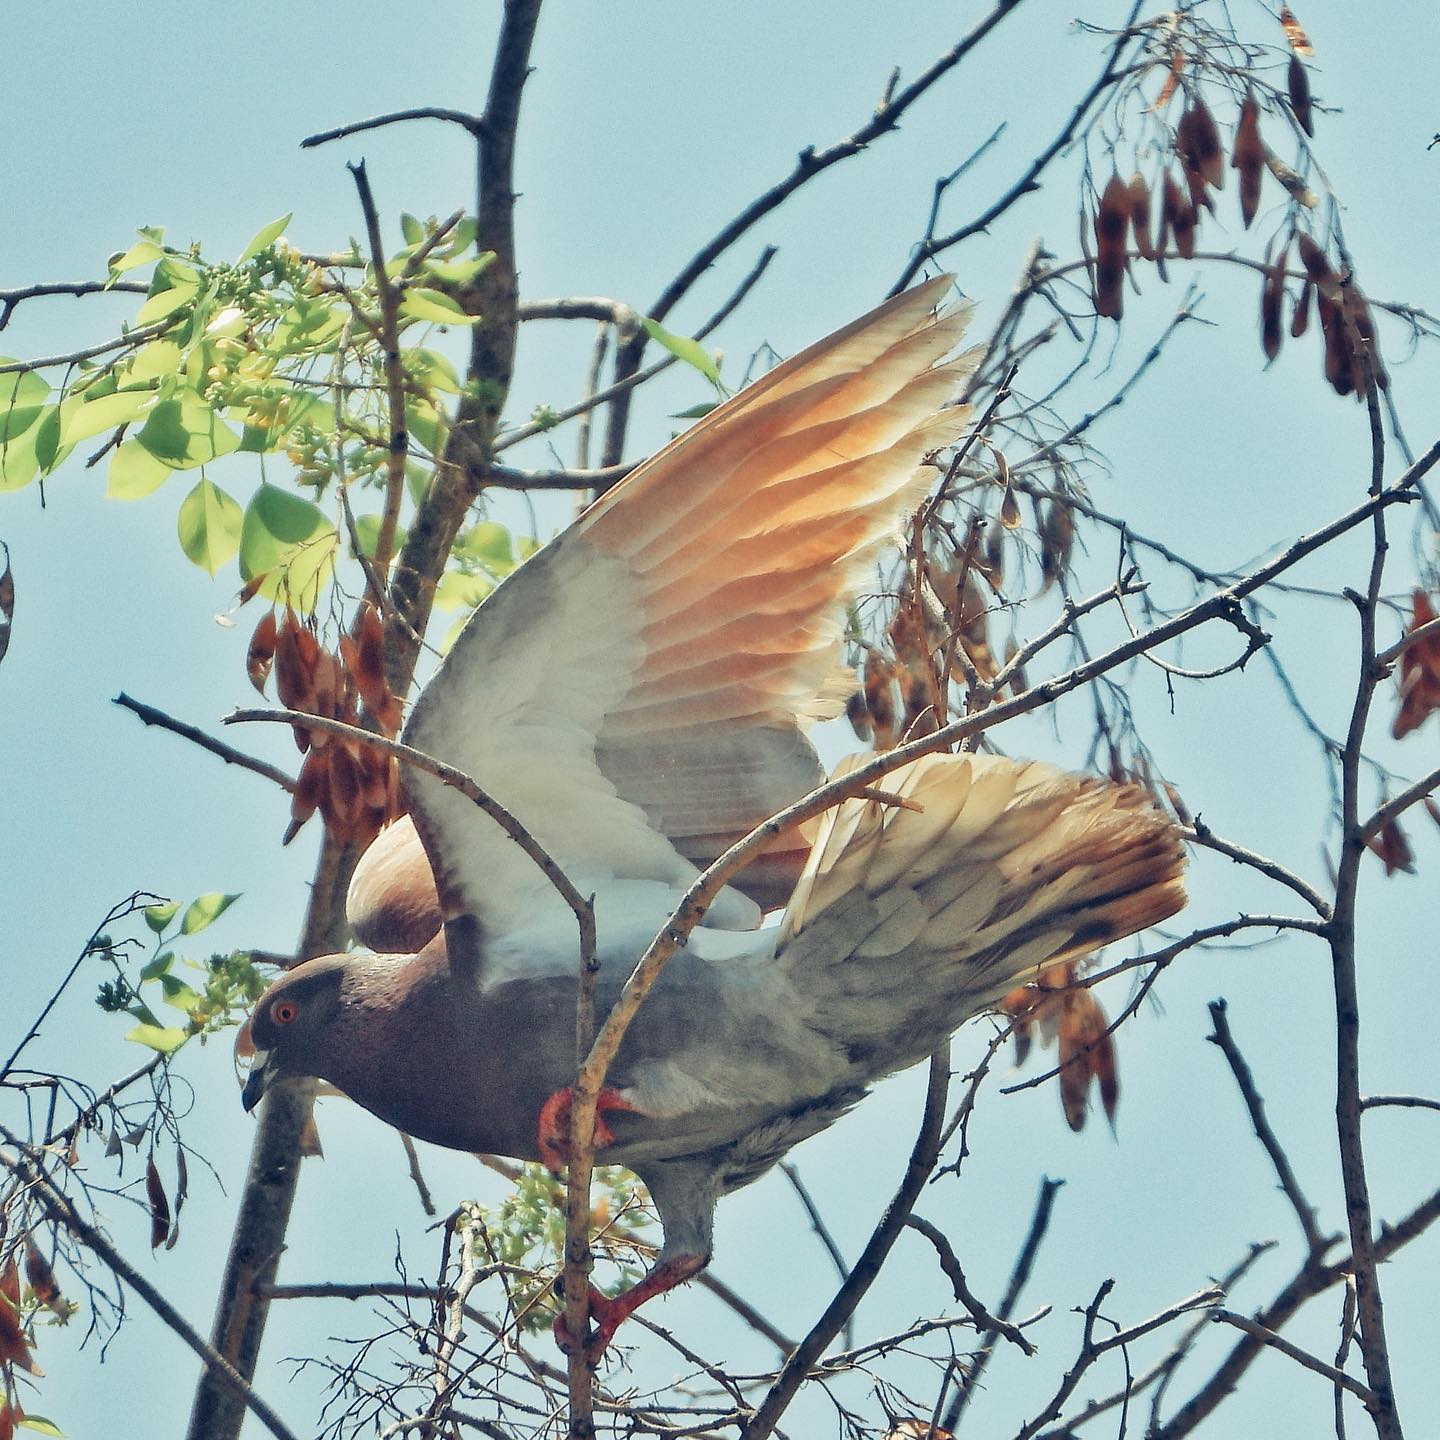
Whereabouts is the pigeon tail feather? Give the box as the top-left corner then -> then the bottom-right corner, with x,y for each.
775,752 -> 1187,1076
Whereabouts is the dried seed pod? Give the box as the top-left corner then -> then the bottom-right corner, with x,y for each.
1000,485 -> 1022,530
1261,244 -> 1288,361
23,1238 -> 60,1313
1128,172 -> 1155,260
1366,818 -> 1415,876
1058,991 -> 1113,1131
1345,288 -> 1389,392
284,749 -> 330,845
862,652 -> 899,750
1039,499 -> 1075,591
1178,97 -> 1224,193
845,688 -> 872,742
1296,233 -> 1335,289
1162,171 -> 1197,259
246,610 -> 278,696
1287,54 -> 1315,137
1291,277 -> 1313,338
1280,6 -> 1316,58
1316,287 -> 1352,395
1093,172 -> 1130,320
0,1258 -> 40,1375
145,1155 -> 171,1250
1232,93 -> 1264,228
1152,49 -> 1184,112
1393,590 -> 1440,739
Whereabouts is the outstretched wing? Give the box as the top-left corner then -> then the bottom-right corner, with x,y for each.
401,276 -> 977,966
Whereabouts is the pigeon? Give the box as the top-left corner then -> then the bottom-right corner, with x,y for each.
240,276 -> 1187,1359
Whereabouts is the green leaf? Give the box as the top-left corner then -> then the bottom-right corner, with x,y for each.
239,484 -> 337,605
143,900 -> 181,933
640,316 -> 722,386
435,570 -> 493,612
159,975 -> 203,1013
399,212 -> 425,247
445,217 -> 478,254
60,387 -> 155,447
125,1022 -> 190,1055
422,252 -> 494,287
237,212 -> 293,265
405,397 -> 448,456
18,1415 -> 66,1436
399,287 -> 479,326
404,347 -> 461,395
136,282 -> 197,326
0,361 -> 50,442
30,405 -> 70,475
139,952 -> 174,982
107,438 -> 172,499
137,394 -> 241,468
353,513 -> 407,558
126,338 -> 184,383
235,388 -> 323,453
181,891 -> 241,935
176,479 -> 242,574
457,520 -> 514,572
109,239 -> 166,278
671,401 -> 721,419
0,412 -> 45,492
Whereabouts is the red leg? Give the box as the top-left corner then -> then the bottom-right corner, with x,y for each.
536,1085 -> 639,1172
552,1253 -> 707,1363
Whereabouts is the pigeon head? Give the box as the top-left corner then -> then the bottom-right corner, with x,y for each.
240,954 -> 353,1112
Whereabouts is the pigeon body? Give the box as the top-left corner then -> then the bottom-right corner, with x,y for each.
242,278 -> 1187,1349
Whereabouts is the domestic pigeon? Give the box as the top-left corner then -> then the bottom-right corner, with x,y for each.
240,277 -> 1187,1359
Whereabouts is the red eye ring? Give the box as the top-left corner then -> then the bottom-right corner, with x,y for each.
272,999 -> 301,1026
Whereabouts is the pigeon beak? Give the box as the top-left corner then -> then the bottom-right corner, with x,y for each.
241,1049 -> 273,1113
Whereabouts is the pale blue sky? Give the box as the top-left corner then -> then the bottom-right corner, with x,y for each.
2,5 -> 1438,1437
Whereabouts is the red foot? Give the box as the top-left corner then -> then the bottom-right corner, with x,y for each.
551,1254 -> 707,1364
537,1085 -> 638,1172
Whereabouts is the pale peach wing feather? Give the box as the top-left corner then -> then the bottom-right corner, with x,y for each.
396,278 -> 976,946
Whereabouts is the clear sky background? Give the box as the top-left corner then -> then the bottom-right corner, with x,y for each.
2,4 -> 1438,1438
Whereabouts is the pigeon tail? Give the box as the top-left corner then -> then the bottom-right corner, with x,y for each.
775,752 -> 1187,1077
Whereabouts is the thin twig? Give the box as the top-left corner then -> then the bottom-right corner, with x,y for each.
1212,1310 -> 1379,1407
0,1129 -> 300,1440
905,1214 -> 1035,1355
114,692 -> 295,793
301,106 -> 487,148
1207,999 -> 1330,1256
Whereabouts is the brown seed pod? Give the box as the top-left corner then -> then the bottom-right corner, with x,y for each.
1093,173 -> 1130,320
1000,485 -> 1022,530
1280,6 -> 1316,58
1128,172 -> 1155,260
1178,97 -> 1225,194
1162,171 -> 1197,259
1287,54 -> 1315,137
1345,288 -> 1389,392
1291,277 -> 1313,338
862,652 -> 900,750
1039,499 -> 1075,592
284,749 -> 330,845
145,1155 -> 171,1250
1316,287 -> 1352,396
1261,243 -> 1288,362
1232,93 -> 1265,228
246,610 -> 278,696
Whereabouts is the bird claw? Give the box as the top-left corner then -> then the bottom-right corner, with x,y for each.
551,1284 -> 624,1367
551,1254 -> 708,1361
536,1085 -> 637,1172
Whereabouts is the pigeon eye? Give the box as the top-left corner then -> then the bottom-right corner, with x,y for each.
272,999 -> 301,1026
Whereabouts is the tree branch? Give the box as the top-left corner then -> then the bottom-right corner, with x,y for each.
114,692 -> 295,793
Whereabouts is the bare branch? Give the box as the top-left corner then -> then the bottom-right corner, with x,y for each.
905,1214 -> 1035,1355
1207,999 -> 1332,1257
114,692 -> 296,793
1212,1310 -> 1379,1408
1359,765 -> 1440,847
301,106 -> 487,148
0,1128 -> 300,1440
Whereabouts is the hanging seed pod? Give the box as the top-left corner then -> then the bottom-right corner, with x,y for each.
1317,287 -> 1353,395
1279,5 -> 1315,55
1039,499 -> 1075,592
1151,49 -> 1184,113
1232,93 -> 1265,228
145,1155 -> 171,1250
1177,97 -> 1224,209
982,521 -> 1005,590
999,485 -> 1022,530
1261,243 -> 1288,361
1128,172 -> 1155,260
284,749 -> 330,845
246,610 -> 278,696
1296,232 -> 1335,288
862,652 -> 900,750
1162,171 -> 1197,259
845,688 -> 873,742
1093,173 -> 1130,320
1291,277 -> 1313,338
1287,55 -> 1315,137
1345,288 -> 1389,392
327,743 -> 364,830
